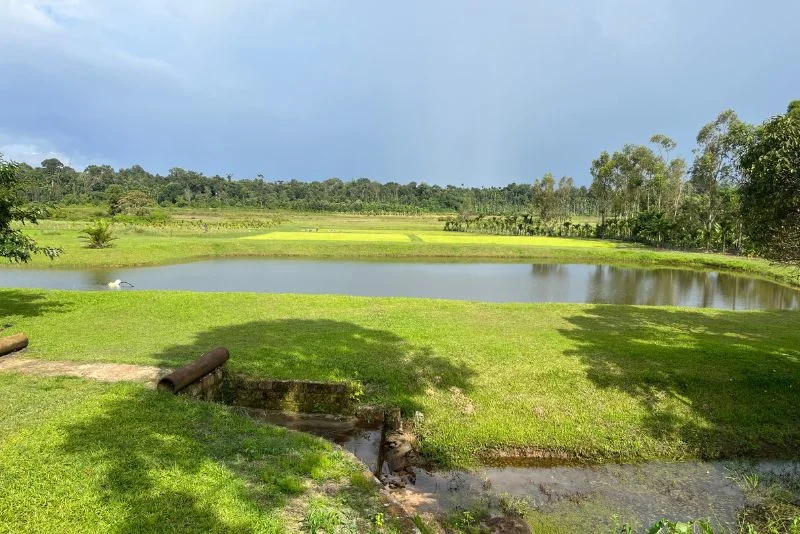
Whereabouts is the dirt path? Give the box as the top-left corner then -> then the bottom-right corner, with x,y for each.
0,354 -> 170,387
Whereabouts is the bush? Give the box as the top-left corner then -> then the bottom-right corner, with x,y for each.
79,220 -> 116,248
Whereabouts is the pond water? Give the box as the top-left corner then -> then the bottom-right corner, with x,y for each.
1,259 -> 798,310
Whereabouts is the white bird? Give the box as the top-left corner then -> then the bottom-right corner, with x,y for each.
107,279 -> 134,289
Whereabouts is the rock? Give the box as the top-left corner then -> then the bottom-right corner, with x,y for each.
413,411 -> 425,423
381,474 -> 407,488
394,441 -> 414,457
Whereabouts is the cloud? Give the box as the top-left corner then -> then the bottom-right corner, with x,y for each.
0,132 -> 91,169
0,0 -> 799,184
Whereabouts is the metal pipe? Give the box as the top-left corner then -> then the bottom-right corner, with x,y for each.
157,347 -> 229,393
0,333 -> 28,357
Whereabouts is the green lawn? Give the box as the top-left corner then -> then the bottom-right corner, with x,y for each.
4,288 -> 799,468
0,373 -> 394,533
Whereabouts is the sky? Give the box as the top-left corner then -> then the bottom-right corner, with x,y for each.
0,0 -> 798,187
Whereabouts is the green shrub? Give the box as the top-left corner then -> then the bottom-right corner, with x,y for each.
79,220 -> 116,248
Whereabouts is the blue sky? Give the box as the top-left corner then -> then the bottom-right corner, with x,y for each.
0,0 -> 798,186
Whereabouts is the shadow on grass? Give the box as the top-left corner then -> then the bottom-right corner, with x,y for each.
151,319 -> 475,411
0,289 -> 67,321
58,385 -> 353,532
560,306 -> 800,459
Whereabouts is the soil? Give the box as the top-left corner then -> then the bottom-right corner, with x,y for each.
0,354 -> 169,386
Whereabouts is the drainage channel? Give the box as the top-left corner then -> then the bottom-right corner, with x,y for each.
160,349 -> 800,532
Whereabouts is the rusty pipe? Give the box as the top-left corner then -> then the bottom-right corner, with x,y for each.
157,347 -> 229,393
0,333 -> 28,357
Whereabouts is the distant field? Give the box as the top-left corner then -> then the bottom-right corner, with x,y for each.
244,231 -> 413,242
242,231 -> 622,248
414,233 -> 621,248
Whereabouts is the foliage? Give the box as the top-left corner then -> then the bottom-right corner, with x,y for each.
79,219 -> 117,248
740,102 -> 800,266
645,518 -> 714,533
689,110 -> 753,251
15,159 -> 595,215
0,157 -> 60,262
115,189 -> 155,216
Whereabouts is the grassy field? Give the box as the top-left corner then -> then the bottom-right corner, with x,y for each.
4,212 -> 798,288
3,288 -> 799,468
0,372 -> 398,533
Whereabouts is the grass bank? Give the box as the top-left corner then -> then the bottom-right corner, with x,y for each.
3,289 -> 799,468
0,373 -> 397,533
7,222 -> 798,288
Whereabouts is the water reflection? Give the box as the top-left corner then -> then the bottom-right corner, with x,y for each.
584,265 -> 800,310
0,260 -> 797,311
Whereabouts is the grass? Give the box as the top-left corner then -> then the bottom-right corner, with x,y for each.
413,233 -> 619,247
0,373 -> 396,533
244,231 -> 414,242
4,288 -> 799,468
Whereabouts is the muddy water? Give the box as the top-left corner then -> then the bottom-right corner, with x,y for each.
405,461 -> 795,530
2,259 -> 799,309
244,410 -> 800,530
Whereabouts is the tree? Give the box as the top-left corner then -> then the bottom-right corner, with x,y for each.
532,173 -> 558,230
690,110 -> 752,250
116,190 -> 155,216
106,184 -> 125,215
0,157 -> 60,262
590,151 -> 613,225
740,101 -> 800,266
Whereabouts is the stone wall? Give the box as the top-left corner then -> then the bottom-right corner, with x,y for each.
177,366 -> 225,402
224,373 -> 357,414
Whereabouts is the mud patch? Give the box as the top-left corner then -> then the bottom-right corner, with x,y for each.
0,357 -> 169,386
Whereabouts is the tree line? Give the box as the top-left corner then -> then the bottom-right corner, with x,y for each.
14,160 -> 600,215
447,102 -> 800,264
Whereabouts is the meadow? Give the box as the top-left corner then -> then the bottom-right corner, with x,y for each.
4,288 -> 799,468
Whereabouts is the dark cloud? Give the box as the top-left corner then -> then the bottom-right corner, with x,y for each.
1,0 -> 798,185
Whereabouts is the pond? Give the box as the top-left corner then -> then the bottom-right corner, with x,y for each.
1,259 -> 798,310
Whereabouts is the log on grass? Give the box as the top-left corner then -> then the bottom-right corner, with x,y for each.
157,347 -> 229,393
0,333 -> 28,357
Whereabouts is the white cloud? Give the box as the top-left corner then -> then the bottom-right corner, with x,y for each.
0,134 -> 89,169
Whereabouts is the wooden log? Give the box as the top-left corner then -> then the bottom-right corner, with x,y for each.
0,333 -> 28,356
157,347 -> 229,394
0,333 -> 29,357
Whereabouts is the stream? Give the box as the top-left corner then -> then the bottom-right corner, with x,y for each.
243,410 -> 800,531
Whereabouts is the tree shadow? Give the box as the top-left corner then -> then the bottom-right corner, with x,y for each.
57,385 -> 358,532
150,319 -> 476,412
559,306 -> 800,459
0,289 -> 68,321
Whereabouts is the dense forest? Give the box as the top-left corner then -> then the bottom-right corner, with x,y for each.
4,101 -> 799,261
14,160 -> 591,215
